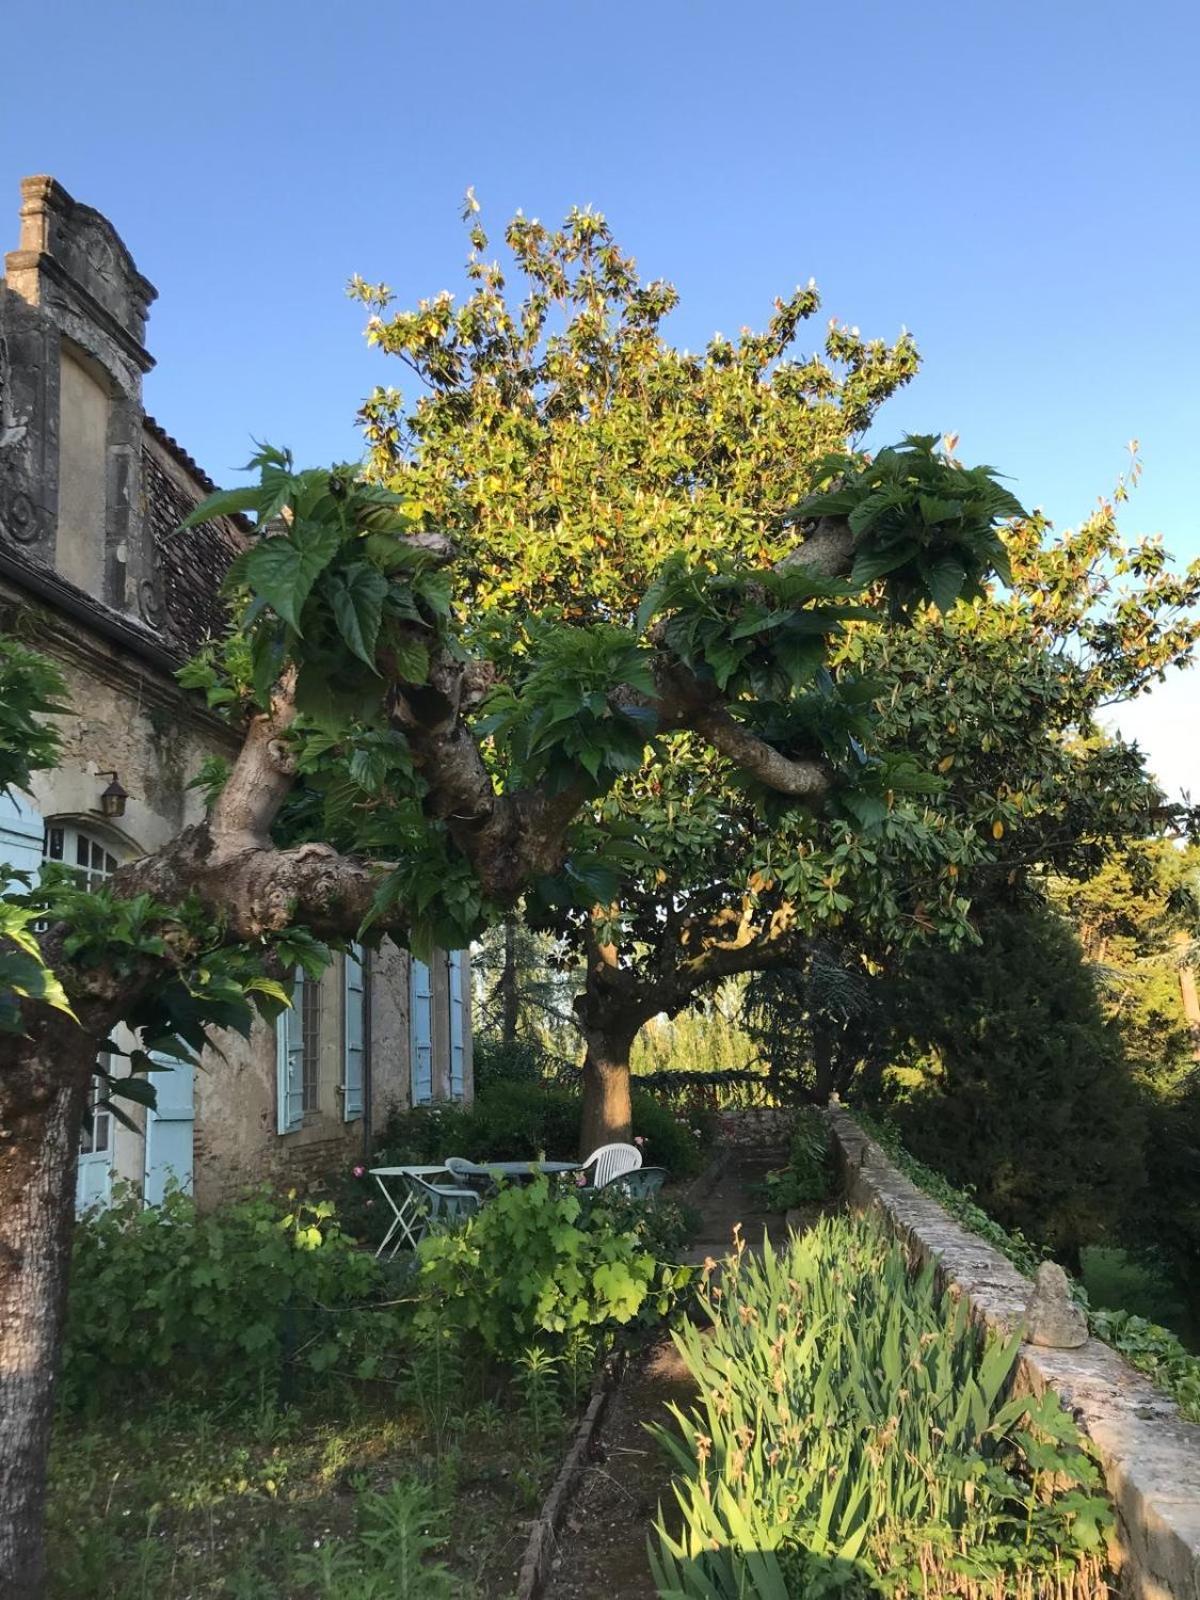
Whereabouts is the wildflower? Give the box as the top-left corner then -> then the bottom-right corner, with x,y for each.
352,1164 -> 365,1179
634,1135 -> 646,1147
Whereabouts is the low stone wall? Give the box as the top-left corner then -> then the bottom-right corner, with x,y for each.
828,1107 -> 1200,1600
714,1106 -> 792,1149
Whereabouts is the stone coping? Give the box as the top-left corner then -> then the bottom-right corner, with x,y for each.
827,1107 -> 1200,1600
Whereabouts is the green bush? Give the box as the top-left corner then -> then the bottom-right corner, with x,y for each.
884,903 -> 1144,1260
652,1212 -> 1113,1599
411,1177 -> 690,1362
472,1033 -> 548,1087
761,1106 -> 832,1210
586,1185 -> 701,1261
858,1111 -> 1045,1276
858,1113 -> 1200,1426
63,1186 -> 393,1412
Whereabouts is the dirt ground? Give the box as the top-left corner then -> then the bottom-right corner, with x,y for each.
538,1150 -> 794,1599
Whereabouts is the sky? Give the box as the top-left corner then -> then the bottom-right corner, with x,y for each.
2,0 -> 1196,797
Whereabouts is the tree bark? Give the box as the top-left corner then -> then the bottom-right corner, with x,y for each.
0,1032 -> 90,1600
579,1024 -> 637,1154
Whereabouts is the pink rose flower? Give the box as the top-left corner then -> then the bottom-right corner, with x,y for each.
352,1164 -> 366,1178
575,1172 -> 588,1187
634,1136 -> 646,1147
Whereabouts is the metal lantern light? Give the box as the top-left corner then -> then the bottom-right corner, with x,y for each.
96,772 -> 128,820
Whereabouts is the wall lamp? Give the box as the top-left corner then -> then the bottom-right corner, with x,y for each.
96,771 -> 128,820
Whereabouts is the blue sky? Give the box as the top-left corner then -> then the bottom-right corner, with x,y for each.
2,0 -> 1196,795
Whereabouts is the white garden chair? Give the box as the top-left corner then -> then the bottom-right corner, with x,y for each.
580,1142 -> 642,1188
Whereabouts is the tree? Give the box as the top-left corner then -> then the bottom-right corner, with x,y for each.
355,205 -> 1033,1146
885,900 -> 1146,1266
0,415 -> 1018,1589
1052,838 -> 1200,1313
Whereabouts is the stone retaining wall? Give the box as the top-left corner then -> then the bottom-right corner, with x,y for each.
714,1106 -> 792,1148
828,1107 -> 1200,1600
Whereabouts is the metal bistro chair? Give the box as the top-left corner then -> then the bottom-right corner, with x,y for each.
600,1164 -> 668,1199
401,1172 -> 481,1247
579,1141 -> 642,1189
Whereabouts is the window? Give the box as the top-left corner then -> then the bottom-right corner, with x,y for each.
44,823 -> 119,890
78,1067 -> 111,1155
44,824 -> 124,1188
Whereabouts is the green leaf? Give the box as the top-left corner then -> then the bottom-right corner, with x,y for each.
850,542 -> 917,588
177,487 -> 263,531
108,1075 -> 159,1110
233,523 -> 341,631
389,634 -> 430,684
328,563 -> 388,669
926,556 -> 968,615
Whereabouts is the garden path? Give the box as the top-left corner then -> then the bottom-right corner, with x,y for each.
535,1150 -> 798,1600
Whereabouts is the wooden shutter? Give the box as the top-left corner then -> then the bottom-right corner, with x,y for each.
143,1050 -> 195,1204
447,949 -> 465,1101
343,945 -> 365,1120
276,968 -> 305,1133
410,957 -> 433,1105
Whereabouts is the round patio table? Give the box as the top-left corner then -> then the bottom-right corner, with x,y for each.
476,1159 -> 580,1181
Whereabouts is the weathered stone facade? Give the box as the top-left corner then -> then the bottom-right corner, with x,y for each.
0,175 -> 471,1211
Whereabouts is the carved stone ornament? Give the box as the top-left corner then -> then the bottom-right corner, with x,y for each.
137,573 -> 166,627
1,486 -> 43,544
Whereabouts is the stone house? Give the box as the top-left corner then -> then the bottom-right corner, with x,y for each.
0,174 -> 471,1211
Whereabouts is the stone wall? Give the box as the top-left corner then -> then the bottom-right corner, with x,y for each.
828,1106 -> 1200,1600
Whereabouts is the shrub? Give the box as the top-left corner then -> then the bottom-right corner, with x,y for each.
761,1106 -> 832,1210
884,903 -> 1145,1261
652,1213 -> 1113,1599
411,1177 -> 688,1362
585,1186 -> 701,1261
858,1113 -> 1200,1423
63,1186 -> 393,1412
472,1033 -> 547,1088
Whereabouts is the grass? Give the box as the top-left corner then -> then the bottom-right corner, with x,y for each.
1081,1246 -> 1198,1351
46,1383 -> 563,1599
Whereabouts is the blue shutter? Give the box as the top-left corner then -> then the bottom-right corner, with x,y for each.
410,957 -> 433,1105
447,950 -> 465,1101
343,945 -> 365,1120
143,1051 -> 195,1204
0,790 -> 43,894
276,968 -> 304,1133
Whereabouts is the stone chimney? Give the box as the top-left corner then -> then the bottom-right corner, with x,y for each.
0,175 -> 159,613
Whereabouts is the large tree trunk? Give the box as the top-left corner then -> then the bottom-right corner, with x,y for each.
579,1024 -> 637,1154
0,1041 -> 89,1600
